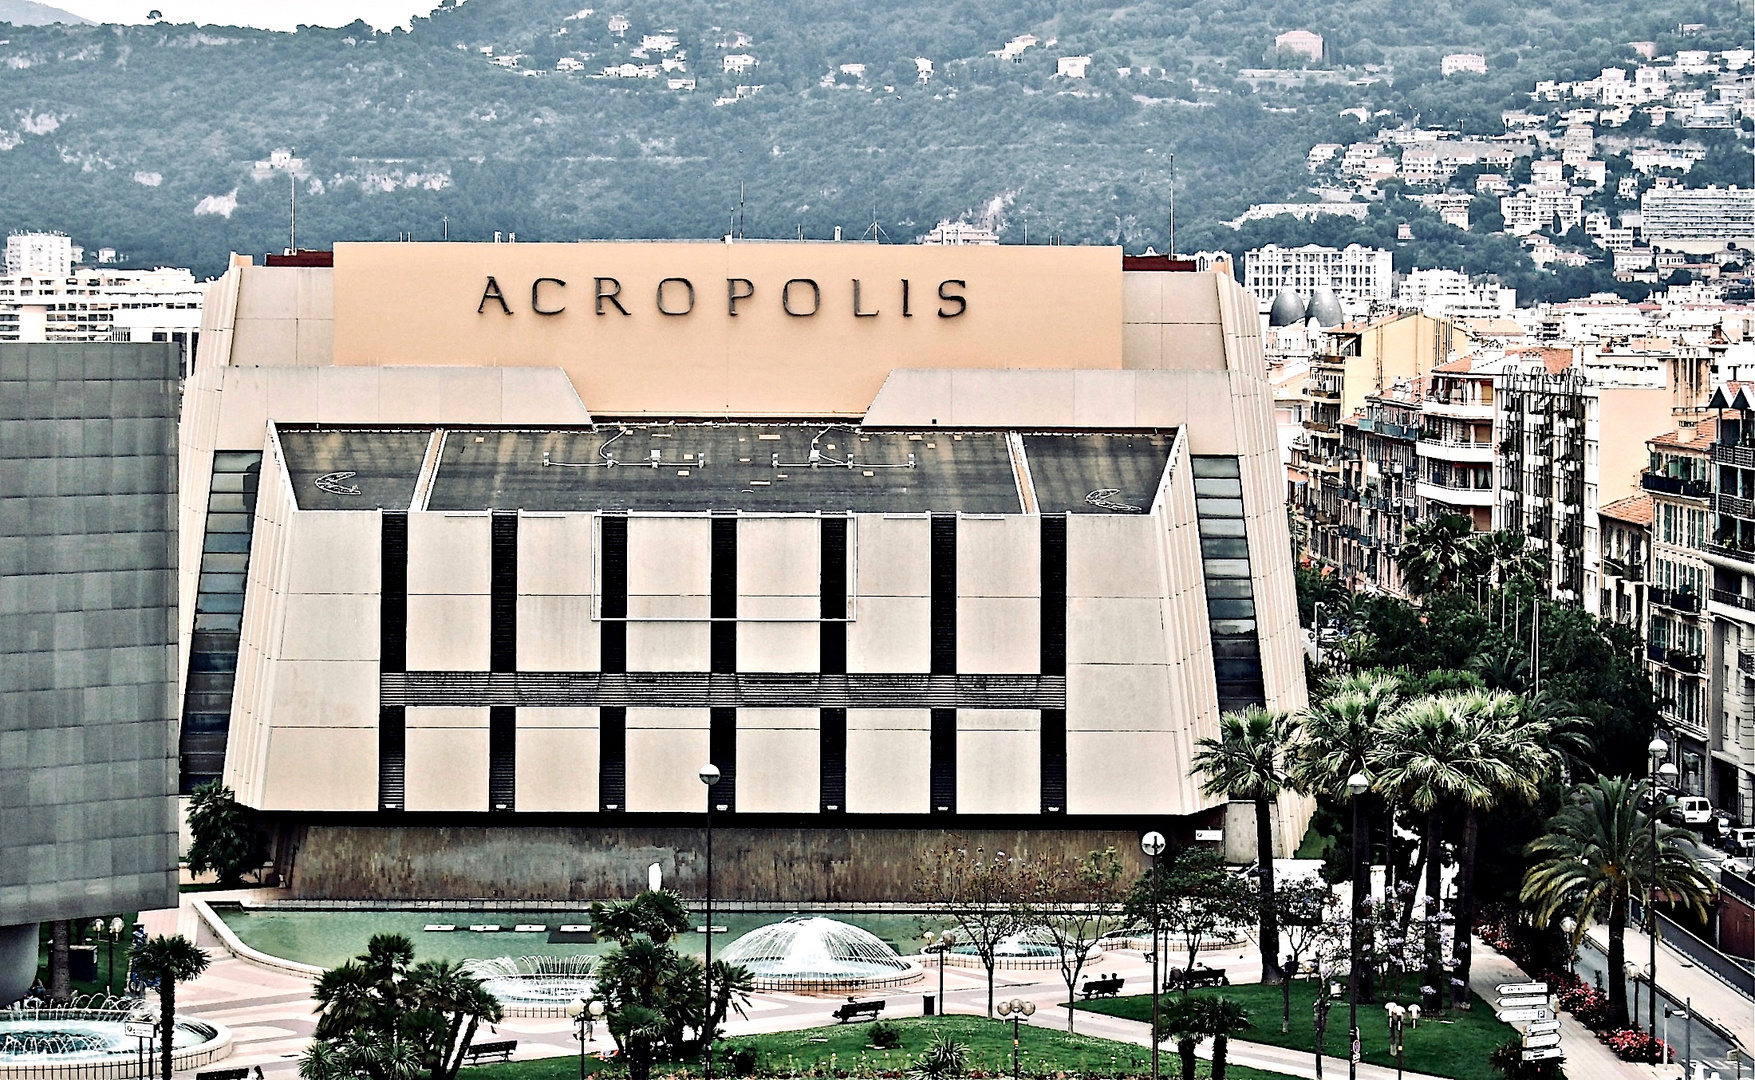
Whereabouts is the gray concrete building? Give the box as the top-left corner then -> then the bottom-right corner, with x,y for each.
180,243 -> 1310,900
0,342 -> 181,1005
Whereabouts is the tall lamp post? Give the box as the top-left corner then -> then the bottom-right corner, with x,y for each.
567,998 -> 605,1080
1560,917 -> 1578,982
922,930 -> 957,1016
700,763 -> 722,1080
1344,770 -> 1370,1080
1645,736 -> 1675,1040
1141,831 -> 1167,1080
996,998 -> 1036,1080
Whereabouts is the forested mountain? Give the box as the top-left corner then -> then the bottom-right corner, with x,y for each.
0,0 -> 1742,278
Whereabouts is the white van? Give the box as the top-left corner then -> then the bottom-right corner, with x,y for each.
1666,796 -> 1712,827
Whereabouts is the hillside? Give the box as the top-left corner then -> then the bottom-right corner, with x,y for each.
0,0 -> 1743,280
0,0 -> 90,26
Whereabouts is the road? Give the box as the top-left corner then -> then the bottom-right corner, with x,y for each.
1572,934 -> 1737,1078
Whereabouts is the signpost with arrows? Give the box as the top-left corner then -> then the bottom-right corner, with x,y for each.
1493,982 -> 1565,1065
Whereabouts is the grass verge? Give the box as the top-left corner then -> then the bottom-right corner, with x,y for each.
1075,983 -> 1515,1080
461,1015 -> 1285,1079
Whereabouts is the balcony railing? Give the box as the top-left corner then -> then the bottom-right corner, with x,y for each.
1646,641 -> 1667,664
1713,442 -> 1755,468
1641,473 -> 1712,498
1666,648 -> 1705,675
1715,588 -> 1755,613
1708,541 -> 1755,564
1651,587 -> 1701,613
1715,492 -> 1755,520
1740,649 -> 1755,676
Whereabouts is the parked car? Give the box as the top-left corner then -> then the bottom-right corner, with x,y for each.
1725,827 -> 1755,858
1665,796 -> 1713,827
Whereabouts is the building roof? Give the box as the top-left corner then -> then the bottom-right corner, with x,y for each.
1649,416 -> 1717,450
274,424 -> 1180,516
1506,345 -> 1574,374
1599,493 -> 1655,527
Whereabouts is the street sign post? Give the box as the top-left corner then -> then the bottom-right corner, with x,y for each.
1495,1006 -> 1554,1024
124,1021 -> 154,1039
1495,994 -> 1550,1011
1522,1033 -> 1562,1050
1521,1048 -> 1564,1062
1496,983 -> 1549,997
1525,1020 -> 1561,1037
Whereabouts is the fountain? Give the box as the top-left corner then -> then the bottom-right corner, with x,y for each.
0,1000 -> 231,1080
717,917 -> 921,992
463,956 -> 597,1017
945,928 -> 1064,969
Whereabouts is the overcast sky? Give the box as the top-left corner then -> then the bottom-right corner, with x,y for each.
60,1 -> 446,31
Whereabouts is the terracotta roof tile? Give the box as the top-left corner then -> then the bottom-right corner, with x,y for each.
1599,493 -> 1654,527
1649,416 -> 1717,450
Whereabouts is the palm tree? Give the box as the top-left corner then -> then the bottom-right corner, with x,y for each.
1291,672 -> 1407,1005
130,934 -> 210,1080
1442,690 -> 1550,1008
1521,776 -> 1716,1029
1397,514 -> 1478,599
1187,996 -> 1252,1080
1371,693 -> 1500,1012
1154,998 -> 1201,1080
408,959 -> 505,1080
1193,706 -> 1296,984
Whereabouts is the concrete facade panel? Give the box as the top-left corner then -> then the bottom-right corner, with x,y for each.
286,512 -> 382,594
626,710 -> 710,812
267,660 -> 379,728
627,622 -> 710,671
406,594 -> 491,670
846,710 -> 930,814
517,712 -> 599,812
956,515 -> 1038,597
518,594 -> 600,671
851,515 -> 928,597
405,708 -> 490,812
736,517 -> 819,599
956,710 -> 1039,815
262,726 -> 377,812
847,596 -> 930,673
1067,597 -> 1169,666
738,622 -> 818,672
957,597 -> 1040,674
627,517 -> 711,601
277,593 -> 378,661
736,711 -> 820,813
407,513 -> 491,595
1067,516 -> 1163,598
518,514 -> 597,596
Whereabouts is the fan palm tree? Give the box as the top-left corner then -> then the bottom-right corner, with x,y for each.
1443,690 -> 1551,1008
1521,776 -> 1716,1029
1397,514 -> 1478,599
407,959 -> 505,1080
1193,706 -> 1296,984
1370,693 -> 1502,1012
1188,996 -> 1253,1080
130,935 -> 210,1080
1154,998 -> 1201,1080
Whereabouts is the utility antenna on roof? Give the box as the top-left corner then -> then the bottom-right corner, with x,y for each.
738,182 -> 746,240
862,208 -> 887,243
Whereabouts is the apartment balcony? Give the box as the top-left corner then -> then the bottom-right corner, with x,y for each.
1740,649 -> 1755,676
1602,556 -> 1644,582
1715,492 -> 1755,521
1416,437 -> 1496,464
1710,587 -> 1755,622
1665,648 -> 1706,676
1416,479 -> 1494,508
1309,384 -> 1342,403
1707,542 -> 1755,566
1641,473 -> 1712,499
1649,586 -> 1701,614
1712,442 -> 1755,469
1422,398 -> 1494,422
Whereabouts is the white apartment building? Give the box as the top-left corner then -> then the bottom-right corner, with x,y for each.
1243,244 -> 1393,305
1500,185 -> 1584,236
4,232 -> 78,278
1641,186 -> 1755,251
1396,269 -> 1516,320
0,265 -> 205,374
1441,53 -> 1487,77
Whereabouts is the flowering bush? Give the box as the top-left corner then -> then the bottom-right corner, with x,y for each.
1604,1028 -> 1668,1063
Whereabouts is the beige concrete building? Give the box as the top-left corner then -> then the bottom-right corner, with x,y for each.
179,242 -> 1307,900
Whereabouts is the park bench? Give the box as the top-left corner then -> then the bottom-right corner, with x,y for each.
462,1040 -> 518,1063
1164,965 -> 1228,991
1080,975 -> 1125,999
196,1069 -> 250,1080
832,999 -> 885,1023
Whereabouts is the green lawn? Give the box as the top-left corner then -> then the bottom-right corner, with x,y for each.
461,1016 -> 1286,1079
1075,984 -> 1515,1080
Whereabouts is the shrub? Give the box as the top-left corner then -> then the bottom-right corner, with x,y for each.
869,1021 -> 902,1050
1604,1028 -> 1668,1063
908,1035 -> 969,1080
1489,1041 -> 1563,1080
726,1047 -> 760,1076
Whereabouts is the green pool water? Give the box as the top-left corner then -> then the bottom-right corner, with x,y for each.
219,909 -> 954,969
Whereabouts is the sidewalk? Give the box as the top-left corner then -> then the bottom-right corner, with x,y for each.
1584,922 -> 1754,1052
1468,939 -> 1660,1080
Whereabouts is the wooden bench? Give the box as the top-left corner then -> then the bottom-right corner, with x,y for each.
1080,976 -> 1125,999
1164,966 -> 1228,991
832,1000 -> 885,1023
462,1040 -> 518,1063
196,1069 -> 250,1080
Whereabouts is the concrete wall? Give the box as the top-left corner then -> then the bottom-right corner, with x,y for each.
285,824 -> 1191,901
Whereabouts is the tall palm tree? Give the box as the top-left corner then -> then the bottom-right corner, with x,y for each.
1397,514 -> 1478,599
1370,693 -> 1500,1012
1521,776 -> 1716,1029
1443,690 -> 1550,1008
408,959 -> 506,1080
1291,672 -> 1406,1003
1193,706 -> 1296,984
1187,996 -> 1253,1080
130,934 -> 210,1080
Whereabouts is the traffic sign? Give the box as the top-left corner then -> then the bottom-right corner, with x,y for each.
1525,1020 -> 1561,1037
124,1022 -> 155,1039
1495,1006 -> 1554,1024
1522,1048 -> 1564,1062
1496,982 -> 1549,997
1522,1033 -> 1561,1050
1496,994 -> 1549,1010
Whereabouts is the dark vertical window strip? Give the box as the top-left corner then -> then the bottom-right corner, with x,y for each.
1040,708 -> 1067,813
711,516 -> 737,673
599,707 -> 626,811
381,512 -> 408,673
710,707 -> 737,812
378,707 -> 406,811
488,706 -> 516,811
1040,515 -> 1067,676
490,511 -> 518,672
819,708 -> 847,813
930,708 -> 957,813
601,515 -> 627,673
930,515 -> 957,675
821,516 -> 848,674
1189,457 -> 1267,711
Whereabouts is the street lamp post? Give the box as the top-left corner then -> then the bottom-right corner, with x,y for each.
1645,736 -> 1674,1040
1384,1003 -> 1405,1080
700,763 -> 722,1080
1559,917 -> 1578,983
567,998 -> 605,1080
996,998 -> 1035,1080
1142,831 -> 1167,1080
1345,770 -> 1370,1080
922,930 -> 956,1016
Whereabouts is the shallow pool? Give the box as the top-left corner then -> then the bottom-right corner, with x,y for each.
218,909 -> 953,969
